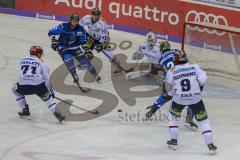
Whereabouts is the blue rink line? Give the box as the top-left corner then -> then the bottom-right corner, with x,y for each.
203,83 -> 240,99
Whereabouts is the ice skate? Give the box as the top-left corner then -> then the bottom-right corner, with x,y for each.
208,143 -> 217,154
184,118 -> 198,131
18,105 -> 31,120
54,112 -> 65,123
167,139 -> 177,150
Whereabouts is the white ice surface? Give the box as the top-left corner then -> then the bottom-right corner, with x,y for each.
0,14 -> 240,160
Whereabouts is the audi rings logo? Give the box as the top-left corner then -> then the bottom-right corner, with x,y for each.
185,10 -> 228,36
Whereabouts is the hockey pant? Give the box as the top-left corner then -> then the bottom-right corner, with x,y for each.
162,80 -> 194,120
12,82 -> 57,114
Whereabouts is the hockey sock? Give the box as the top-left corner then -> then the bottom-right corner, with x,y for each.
168,113 -> 180,140
16,95 -> 27,111
44,97 -> 57,114
88,66 -> 98,77
65,58 -> 77,75
198,119 -> 214,145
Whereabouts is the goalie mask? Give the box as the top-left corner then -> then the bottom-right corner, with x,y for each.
146,31 -> 157,49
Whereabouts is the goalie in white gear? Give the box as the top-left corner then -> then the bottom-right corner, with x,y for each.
165,50 -> 217,153
12,46 -> 65,123
133,31 -> 161,75
79,8 -> 123,74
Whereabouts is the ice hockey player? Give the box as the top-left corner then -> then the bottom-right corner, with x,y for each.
146,41 -> 198,131
165,50 -> 217,153
12,46 -> 65,123
48,13 -> 101,83
79,8 -> 123,74
133,31 -> 161,75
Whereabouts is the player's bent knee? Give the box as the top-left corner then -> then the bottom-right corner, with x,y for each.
80,58 -> 93,70
169,108 -> 182,118
40,92 -> 52,101
195,111 -> 208,121
12,84 -> 22,97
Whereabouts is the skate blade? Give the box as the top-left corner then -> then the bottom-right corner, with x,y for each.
58,120 -> 65,124
19,116 -> 31,120
184,124 -> 198,132
209,150 -> 217,154
168,145 -> 177,150
96,78 -> 102,84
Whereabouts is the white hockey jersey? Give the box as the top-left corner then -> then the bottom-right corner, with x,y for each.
138,41 -> 161,64
18,55 -> 50,87
166,62 -> 207,105
79,15 -> 109,43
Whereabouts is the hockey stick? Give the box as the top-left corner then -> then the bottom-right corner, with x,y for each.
101,50 -> 134,73
55,96 -> 99,115
56,49 -> 90,93
126,58 -> 140,79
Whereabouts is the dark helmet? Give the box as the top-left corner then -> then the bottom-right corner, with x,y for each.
92,7 -> 101,16
30,45 -> 43,58
69,13 -> 80,22
175,49 -> 188,64
160,41 -> 171,52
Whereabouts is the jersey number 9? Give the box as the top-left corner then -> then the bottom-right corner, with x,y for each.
180,79 -> 191,92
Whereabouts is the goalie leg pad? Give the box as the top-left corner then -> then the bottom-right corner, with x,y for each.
150,63 -> 159,75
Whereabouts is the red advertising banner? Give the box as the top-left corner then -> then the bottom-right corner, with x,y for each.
15,0 -> 240,38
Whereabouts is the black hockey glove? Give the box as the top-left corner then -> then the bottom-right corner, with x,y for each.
95,42 -> 104,52
146,103 -> 161,119
51,36 -> 59,51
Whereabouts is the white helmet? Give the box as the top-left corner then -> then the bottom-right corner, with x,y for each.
146,31 -> 157,49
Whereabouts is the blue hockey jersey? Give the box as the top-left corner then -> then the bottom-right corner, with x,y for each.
159,49 -> 177,77
48,23 -> 87,49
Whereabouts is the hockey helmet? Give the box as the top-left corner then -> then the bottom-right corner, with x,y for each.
69,13 -> 80,22
30,45 -> 43,58
160,41 -> 171,52
92,7 -> 101,16
146,31 -> 157,49
175,49 -> 188,64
